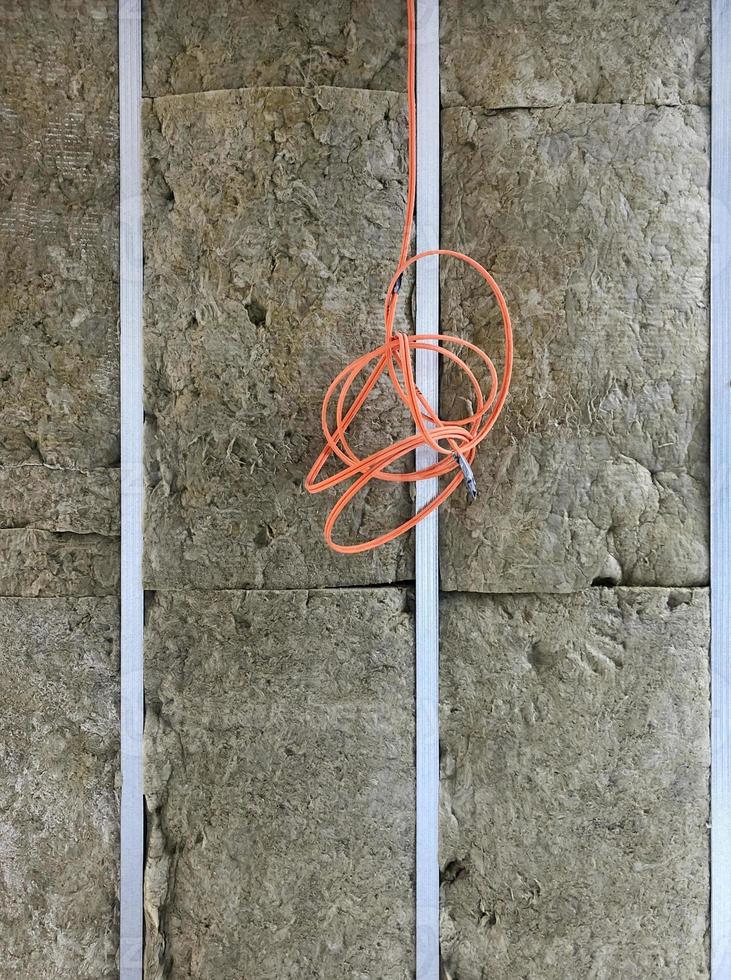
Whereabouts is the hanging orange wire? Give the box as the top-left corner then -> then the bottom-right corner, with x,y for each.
305,0 -> 513,555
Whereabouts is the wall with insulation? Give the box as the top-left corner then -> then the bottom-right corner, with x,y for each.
0,1 -> 711,978
141,2 -> 711,977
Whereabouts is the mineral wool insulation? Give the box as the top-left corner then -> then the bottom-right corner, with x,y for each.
0,0 -> 711,978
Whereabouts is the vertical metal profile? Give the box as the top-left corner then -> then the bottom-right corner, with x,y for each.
415,1 -> 440,977
713,2 -> 731,976
119,1 -> 144,977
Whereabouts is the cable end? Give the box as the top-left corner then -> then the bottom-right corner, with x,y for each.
454,452 -> 478,502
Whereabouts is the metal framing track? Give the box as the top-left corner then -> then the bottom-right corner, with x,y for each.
119,1 -> 144,976
713,2 -> 731,975
415,1 -> 441,976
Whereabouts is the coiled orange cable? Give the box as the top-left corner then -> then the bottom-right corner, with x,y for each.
305,0 -> 513,555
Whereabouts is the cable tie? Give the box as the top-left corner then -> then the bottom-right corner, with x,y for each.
393,273 -> 404,295
454,452 -> 478,502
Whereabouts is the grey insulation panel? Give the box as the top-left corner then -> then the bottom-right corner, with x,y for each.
0,1 -> 120,594
440,103 -> 710,592
440,0 -> 710,109
0,598 -> 119,979
142,0 -> 406,97
439,588 -> 710,979
143,86 -> 416,591
143,587 -> 416,980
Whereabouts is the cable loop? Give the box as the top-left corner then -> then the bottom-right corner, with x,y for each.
305,0 -> 513,554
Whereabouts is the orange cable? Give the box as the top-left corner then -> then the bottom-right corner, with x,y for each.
305,0 -> 513,554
